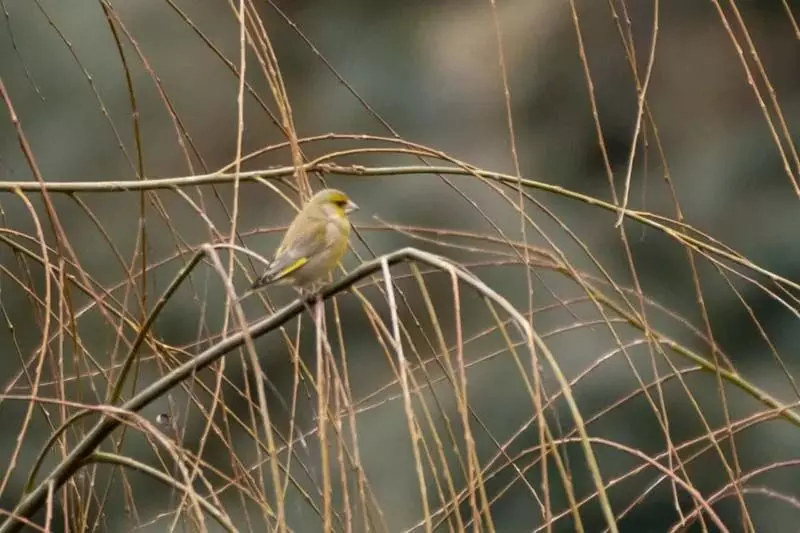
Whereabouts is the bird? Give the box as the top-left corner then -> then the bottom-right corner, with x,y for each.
239,188 -> 358,301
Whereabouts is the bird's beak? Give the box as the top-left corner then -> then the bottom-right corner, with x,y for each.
345,200 -> 359,214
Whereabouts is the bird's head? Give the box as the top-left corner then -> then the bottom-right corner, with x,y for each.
311,188 -> 359,219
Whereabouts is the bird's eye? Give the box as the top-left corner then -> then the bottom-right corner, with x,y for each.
334,199 -> 347,207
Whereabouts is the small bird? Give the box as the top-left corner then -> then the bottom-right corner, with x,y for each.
240,188 -> 358,300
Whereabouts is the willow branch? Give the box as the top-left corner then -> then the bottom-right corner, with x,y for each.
4,246 -> 798,532
1,162 -> 794,295
1,247 -> 518,532
84,452 -> 236,532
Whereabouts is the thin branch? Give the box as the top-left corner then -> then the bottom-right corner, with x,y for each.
0,246 -> 593,532
85,452 -> 236,532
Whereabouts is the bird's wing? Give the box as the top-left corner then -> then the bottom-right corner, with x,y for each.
251,222 -> 328,288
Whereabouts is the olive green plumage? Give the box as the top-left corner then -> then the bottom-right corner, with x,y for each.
246,188 -> 358,296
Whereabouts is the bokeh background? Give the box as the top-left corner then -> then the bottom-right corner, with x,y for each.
2,1 -> 800,532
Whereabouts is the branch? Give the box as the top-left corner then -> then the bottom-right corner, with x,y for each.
4,247 -> 798,532
85,452 -> 237,532
1,162 -> 795,296
0,247 -> 531,532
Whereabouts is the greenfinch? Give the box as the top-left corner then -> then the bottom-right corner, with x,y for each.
242,188 -> 358,298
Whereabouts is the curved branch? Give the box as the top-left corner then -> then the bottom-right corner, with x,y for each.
0,248 -> 536,531
4,247 -> 798,532
1,162 -> 794,296
84,452 -> 237,532
0,248 -> 424,530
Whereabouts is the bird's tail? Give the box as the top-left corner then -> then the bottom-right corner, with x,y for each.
235,270 -> 276,303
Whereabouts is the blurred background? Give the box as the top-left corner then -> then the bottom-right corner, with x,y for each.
2,1 -> 800,531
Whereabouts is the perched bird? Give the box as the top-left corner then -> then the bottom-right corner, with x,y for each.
240,188 -> 358,300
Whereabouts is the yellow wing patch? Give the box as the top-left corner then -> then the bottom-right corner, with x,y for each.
275,257 -> 308,279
